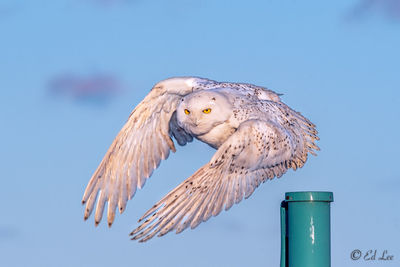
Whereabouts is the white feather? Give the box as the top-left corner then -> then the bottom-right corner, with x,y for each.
81,77 -> 319,241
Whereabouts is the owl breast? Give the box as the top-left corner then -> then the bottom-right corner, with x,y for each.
195,120 -> 237,149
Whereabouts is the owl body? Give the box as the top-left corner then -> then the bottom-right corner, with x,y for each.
82,77 -> 319,242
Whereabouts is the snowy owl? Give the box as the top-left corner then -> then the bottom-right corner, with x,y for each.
82,77 -> 319,242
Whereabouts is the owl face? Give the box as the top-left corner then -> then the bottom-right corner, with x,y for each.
176,90 -> 232,136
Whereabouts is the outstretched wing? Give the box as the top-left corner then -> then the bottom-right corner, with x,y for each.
130,118 -> 319,242
82,77 -> 211,226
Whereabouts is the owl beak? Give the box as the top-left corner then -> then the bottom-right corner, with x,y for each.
192,119 -> 199,127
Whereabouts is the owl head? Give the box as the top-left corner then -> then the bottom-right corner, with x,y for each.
176,90 -> 233,136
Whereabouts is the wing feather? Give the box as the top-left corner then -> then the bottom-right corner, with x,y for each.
82,77 -> 210,226
130,118 -> 317,242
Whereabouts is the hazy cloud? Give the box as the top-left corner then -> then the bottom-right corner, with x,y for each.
0,3 -> 21,21
48,73 -> 123,105
0,225 -> 19,241
347,0 -> 400,21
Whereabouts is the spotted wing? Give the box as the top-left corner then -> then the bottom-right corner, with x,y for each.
130,118 -> 318,242
82,78 -> 207,227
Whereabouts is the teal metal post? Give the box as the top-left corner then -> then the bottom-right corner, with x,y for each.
280,191 -> 333,267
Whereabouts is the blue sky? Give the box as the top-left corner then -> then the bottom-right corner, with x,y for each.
1,0 -> 399,266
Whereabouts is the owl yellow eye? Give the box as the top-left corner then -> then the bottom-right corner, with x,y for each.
184,109 -> 190,115
202,108 -> 212,114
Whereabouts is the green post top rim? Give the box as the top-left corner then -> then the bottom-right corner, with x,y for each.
285,191 -> 334,202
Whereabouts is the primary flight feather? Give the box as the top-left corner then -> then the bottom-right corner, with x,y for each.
82,77 -> 319,242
